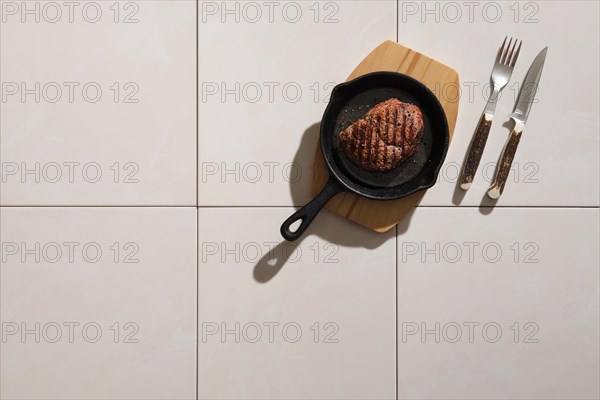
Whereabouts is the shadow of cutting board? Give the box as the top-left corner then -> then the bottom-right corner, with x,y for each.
312,41 -> 460,232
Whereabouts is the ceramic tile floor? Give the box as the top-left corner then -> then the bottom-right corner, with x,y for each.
1,1 -> 598,399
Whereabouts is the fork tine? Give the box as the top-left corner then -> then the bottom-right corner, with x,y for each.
496,36 -> 507,63
505,38 -> 516,65
510,40 -> 522,67
501,37 -> 513,64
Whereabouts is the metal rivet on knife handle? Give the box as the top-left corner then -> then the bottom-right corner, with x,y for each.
487,123 -> 524,199
459,113 -> 493,190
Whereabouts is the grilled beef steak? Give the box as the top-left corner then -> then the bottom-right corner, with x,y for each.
339,98 -> 424,171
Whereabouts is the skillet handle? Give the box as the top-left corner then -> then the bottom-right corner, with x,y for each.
280,179 -> 343,241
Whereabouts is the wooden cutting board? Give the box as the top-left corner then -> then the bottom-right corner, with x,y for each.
312,41 -> 460,232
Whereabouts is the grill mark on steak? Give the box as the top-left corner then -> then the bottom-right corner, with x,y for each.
339,98 -> 424,172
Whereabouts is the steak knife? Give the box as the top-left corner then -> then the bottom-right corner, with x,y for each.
487,47 -> 548,199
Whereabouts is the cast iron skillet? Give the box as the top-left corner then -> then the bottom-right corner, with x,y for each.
280,71 -> 449,241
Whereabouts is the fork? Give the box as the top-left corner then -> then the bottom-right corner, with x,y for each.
459,37 -> 522,190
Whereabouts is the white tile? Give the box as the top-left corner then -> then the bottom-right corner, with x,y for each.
397,1 -> 599,206
396,208 -> 599,399
197,208 -> 396,399
0,207 -> 197,399
0,1 -> 196,205
198,1 -> 396,206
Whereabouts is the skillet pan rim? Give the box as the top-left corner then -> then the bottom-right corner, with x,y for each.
319,71 -> 449,200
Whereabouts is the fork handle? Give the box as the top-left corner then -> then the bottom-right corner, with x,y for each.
459,113 -> 493,190
487,122 -> 524,199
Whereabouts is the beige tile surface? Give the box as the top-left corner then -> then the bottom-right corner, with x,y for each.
0,1 -> 598,399
397,1 -> 600,207
396,207 -> 599,399
0,1 -> 196,205
0,207 -> 197,399
197,207 -> 396,399
198,0 -> 396,206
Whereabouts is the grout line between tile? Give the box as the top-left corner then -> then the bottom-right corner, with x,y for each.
0,205 -> 598,209
0,205 -> 199,208
195,2 -> 199,399
195,0 -> 199,210
396,0 -> 399,43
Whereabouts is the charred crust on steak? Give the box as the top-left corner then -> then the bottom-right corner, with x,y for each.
339,98 -> 424,172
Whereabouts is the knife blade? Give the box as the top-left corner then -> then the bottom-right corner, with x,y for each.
509,47 -> 547,124
487,47 -> 548,199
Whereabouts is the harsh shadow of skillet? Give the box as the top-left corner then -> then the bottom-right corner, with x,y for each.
288,122 -> 321,204
253,122 -> 400,283
253,216 -> 393,283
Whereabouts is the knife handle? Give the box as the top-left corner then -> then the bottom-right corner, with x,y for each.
487,123 -> 525,199
459,113 -> 493,190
